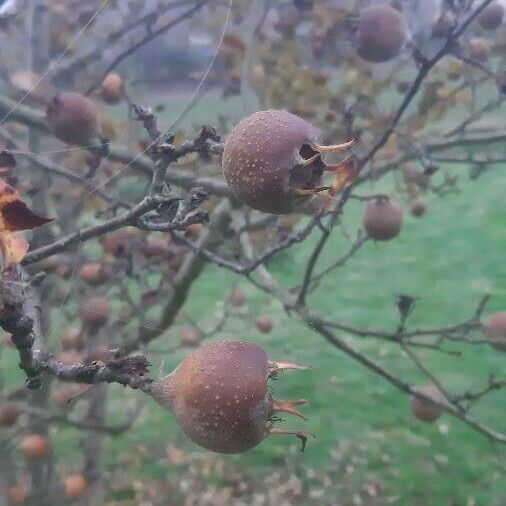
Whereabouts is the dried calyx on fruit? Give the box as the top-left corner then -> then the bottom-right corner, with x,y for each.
222,110 -> 356,214
151,340 -> 310,453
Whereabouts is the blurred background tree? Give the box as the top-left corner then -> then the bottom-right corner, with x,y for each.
0,0 -> 505,505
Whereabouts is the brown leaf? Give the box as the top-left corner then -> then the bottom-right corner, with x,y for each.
327,158 -> 357,195
0,179 -> 52,231
0,231 -> 29,272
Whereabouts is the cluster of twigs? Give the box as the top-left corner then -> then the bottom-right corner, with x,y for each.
0,0 -> 505,503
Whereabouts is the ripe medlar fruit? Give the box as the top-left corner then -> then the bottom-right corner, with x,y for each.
410,200 -> 427,218
179,326 -> 202,347
100,73 -> 123,105
64,474 -> 88,499
222,109 -> 355,214
79,297 -> 111,327
255,315 -> 273,334
151,340 -> 309,453
46,92 -> 99,146
6,485 -> 27,504
79,261 -> 109,286
362,196 -> 403,241
0,402 -> 20,427
228,287 -> 246,307
60,326 -> 83,350
477,1 -> 504,30
356,5 -> 406,63
410,385 -> 444,422
482,311 -> 506,351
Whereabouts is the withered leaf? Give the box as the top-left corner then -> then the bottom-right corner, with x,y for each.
0,179 -> 52,231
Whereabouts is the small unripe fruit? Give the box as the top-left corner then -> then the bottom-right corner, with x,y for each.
362,197 -> 403,241
151,340 -> 308,453
20,433 -> 50,459
179,326 -> 202,347
228,288 -> 246,307
46,92 -> 99,145
64,474 -> 88,499
255,315 -> 273,334
0,402 -> 20,427
79,297 -> 111,327
60,326 -> 83,350
356,5 -> 406,63
410,200 -> 427,218
482,312 -> 506,351
222,110 -> 320,214
411,385 -> 444,422
79,262 -> 109,286
477,2 -> 504,30
100,73 -> 123,105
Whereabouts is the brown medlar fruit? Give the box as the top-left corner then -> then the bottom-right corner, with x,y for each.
356,5 -> 406,63
482,312 -> 506,351
46,92 -> 99,146
222,110 -> 355,214
20,433 -> 50,459
477,1 -> 504,30
362,197 -> 403,241
410,385 -> 444,422
151,340 -> 309,453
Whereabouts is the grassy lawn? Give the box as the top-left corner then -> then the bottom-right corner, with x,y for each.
102,164 -> 504,504
1,95 -> 504,504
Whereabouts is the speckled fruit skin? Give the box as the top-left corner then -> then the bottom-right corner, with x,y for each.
46,92 -> 99,145
362,197 -> 403,241
483,312 -> 506,351
356,5 -> 406,63
151,340 -> 273,453
222,110 -> 321,214
411,385 -> 443,422
477,2 -> 504,30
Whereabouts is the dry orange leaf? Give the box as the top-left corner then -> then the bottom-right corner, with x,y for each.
0,174 -> 52,272
0,231 -> 29,272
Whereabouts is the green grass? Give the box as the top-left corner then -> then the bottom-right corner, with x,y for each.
1,105 -> 505,504
102,165 -> 505,504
